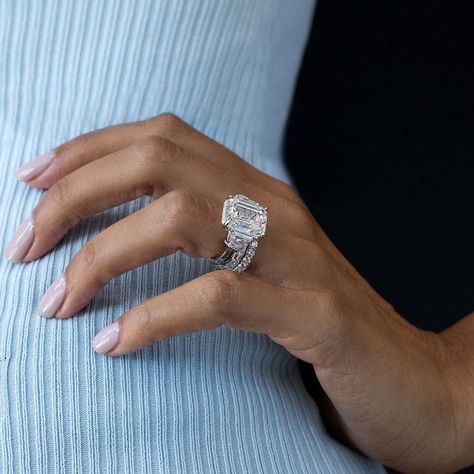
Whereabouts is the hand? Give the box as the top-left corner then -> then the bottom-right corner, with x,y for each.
5,114 -> 472,472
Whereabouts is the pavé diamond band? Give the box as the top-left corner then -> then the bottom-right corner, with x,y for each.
209,194 -> 268,273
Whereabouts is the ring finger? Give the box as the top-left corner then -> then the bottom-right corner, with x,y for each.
38,190 -> 316,319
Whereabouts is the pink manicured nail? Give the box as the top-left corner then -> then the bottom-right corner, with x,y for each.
92,322 -> 120,354
16,151 -> 55,182
4,216 -> 35,262
38,275 -> 67,318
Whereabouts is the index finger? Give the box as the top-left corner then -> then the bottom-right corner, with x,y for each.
20,114 -> 294,202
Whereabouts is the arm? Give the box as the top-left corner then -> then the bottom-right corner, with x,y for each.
309,309 -> 474,473
7,113 -> 474,473
439,312 -> 474,463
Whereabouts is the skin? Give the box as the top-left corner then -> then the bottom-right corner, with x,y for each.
7,113 -> 474,473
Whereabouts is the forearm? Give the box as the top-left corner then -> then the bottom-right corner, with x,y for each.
438,311 -> 474,469
313,311 -> 474,473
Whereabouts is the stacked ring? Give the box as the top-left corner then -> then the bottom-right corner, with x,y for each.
209,194 -> 268,273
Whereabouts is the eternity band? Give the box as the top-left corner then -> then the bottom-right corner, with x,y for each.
209,194 -> 268,273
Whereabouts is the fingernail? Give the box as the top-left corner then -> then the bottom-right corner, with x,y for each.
38,275 -> 67,318
16,151 -> 55,182
4,216 -> 35,262
92,322 -> 120,354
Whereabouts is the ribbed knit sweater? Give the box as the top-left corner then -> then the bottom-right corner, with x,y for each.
0,1 -> 385,472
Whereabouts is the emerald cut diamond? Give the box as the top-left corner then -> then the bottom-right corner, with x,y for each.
222,195 -> 267,238
211,195 -> 267,273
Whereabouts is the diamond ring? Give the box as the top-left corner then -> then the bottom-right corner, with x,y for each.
209,194 -> 268,273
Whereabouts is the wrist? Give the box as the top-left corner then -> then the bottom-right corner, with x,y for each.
384,328 -> 473,473
438,326 -> 474,470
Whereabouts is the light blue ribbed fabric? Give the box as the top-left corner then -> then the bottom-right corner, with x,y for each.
0,1 -> 385,473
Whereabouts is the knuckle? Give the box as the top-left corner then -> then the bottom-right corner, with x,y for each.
199,271 -> 241,315
288,200 -> 312,224
69,130 -> 95,149
317,288 -> 353,321
36,177 -> 82,233
150,113 -> 184,138
165,189 -> 200,220
306,239 -> 327,262
160,190 -> 218,256
276,180 -> 300,200
48,177 -> 72,207
277,196 -> 314,233
295,236 -> 318,257
71,242 -> 109,290
80,241 -> 98,269
56,131 -> 95,157
132,135 -> 181,169
133,303 -> 156,338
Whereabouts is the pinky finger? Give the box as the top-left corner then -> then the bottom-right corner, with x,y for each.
93,270 -> 300,356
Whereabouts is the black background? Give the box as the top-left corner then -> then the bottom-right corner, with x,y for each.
285,1 -> 473,472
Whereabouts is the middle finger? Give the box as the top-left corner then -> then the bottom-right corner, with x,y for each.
14,136 -> 312,263
19,135 -> 242,262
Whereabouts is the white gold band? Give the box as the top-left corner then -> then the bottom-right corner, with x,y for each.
210,236 -> 258,273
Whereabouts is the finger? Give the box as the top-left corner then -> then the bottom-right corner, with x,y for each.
22,135 -> 233,261
23,113 -> 296,202
19,135 -> 311,262
39,189 -> 314,320
22,122 -> 144,188
39,190 -> 223,318
91,270 -> 304,356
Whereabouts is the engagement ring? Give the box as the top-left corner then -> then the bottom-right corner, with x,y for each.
210,194 -> 268,273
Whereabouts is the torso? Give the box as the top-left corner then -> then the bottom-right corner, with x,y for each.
0,2 -> 384,472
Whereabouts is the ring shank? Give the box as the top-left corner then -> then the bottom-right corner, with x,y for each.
210,234 -> 259,273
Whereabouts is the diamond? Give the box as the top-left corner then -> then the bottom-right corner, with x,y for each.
225,231 -> 252,251
222,195 -> 267,238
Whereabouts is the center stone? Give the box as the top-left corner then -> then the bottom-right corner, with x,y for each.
222,195 -> 267,238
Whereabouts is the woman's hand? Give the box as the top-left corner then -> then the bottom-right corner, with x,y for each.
5,114 -> 473,473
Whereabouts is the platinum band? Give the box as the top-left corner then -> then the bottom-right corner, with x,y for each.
210,237 -> 258,273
